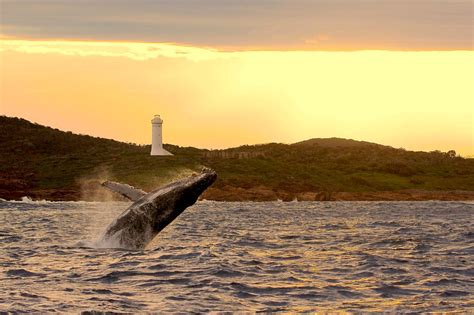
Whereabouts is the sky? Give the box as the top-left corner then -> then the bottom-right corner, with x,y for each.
0,0 -> 473,155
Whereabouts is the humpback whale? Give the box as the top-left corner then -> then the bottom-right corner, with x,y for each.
100,168 -> 217,249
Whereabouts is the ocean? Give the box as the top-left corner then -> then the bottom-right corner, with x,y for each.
0,200 -> 473,312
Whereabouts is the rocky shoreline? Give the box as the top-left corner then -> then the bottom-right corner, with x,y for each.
203,187 -> 474,202
1,186 -> 473,202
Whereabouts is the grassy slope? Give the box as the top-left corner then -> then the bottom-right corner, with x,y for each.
1,116 -> 473,200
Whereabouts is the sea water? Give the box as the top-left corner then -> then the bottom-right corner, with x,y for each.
0,200 -> 473,312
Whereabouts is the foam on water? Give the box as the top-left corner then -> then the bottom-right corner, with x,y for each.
0,201 -> 473,312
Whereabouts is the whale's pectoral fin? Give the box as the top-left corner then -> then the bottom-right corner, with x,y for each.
102,181 -> 147,201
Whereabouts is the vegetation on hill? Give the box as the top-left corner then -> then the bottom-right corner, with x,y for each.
1,116 -> 473,201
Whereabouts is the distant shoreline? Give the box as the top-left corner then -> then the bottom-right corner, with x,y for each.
1,189 -> 473,202
2,116 -> 474,203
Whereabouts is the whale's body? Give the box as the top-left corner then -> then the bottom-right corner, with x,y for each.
100,168 -> 217,249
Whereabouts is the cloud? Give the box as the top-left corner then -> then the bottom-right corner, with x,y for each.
0,39 -> 222,61
304,34 -> 331,47
0,0 -> 472,50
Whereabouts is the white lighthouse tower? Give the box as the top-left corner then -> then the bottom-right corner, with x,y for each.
150,115 -> 173,156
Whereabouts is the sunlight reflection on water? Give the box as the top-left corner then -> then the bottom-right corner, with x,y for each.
0,200 -> 473,312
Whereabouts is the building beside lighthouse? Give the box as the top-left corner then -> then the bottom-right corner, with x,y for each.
150,115 -> 173,156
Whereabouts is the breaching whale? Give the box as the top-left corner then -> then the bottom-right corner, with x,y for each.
99,168 -> 217,249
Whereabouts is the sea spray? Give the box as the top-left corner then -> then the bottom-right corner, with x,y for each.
78,201 -> 130,248
77,166 -> 123,202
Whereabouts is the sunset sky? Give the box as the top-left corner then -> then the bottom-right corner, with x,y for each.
0,0 -> 473,155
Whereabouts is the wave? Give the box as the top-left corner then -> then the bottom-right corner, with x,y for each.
0,196 -> 129,205
0,196 -> 51,204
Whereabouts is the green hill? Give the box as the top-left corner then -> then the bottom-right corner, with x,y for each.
1,116 -> 473,201
293,138 -> 385,148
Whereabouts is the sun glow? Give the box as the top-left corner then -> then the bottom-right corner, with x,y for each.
1,39 -> 473,155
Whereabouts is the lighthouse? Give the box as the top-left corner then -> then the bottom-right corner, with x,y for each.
150,115 -> 173,156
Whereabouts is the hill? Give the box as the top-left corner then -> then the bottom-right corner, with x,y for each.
293,138 -> 385,148
1,116 -> 473,201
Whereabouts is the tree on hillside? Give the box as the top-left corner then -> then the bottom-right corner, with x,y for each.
446,150 -> 457,158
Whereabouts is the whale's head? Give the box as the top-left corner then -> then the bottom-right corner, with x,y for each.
169,167 -> 217,204
146,167 -> 217,217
